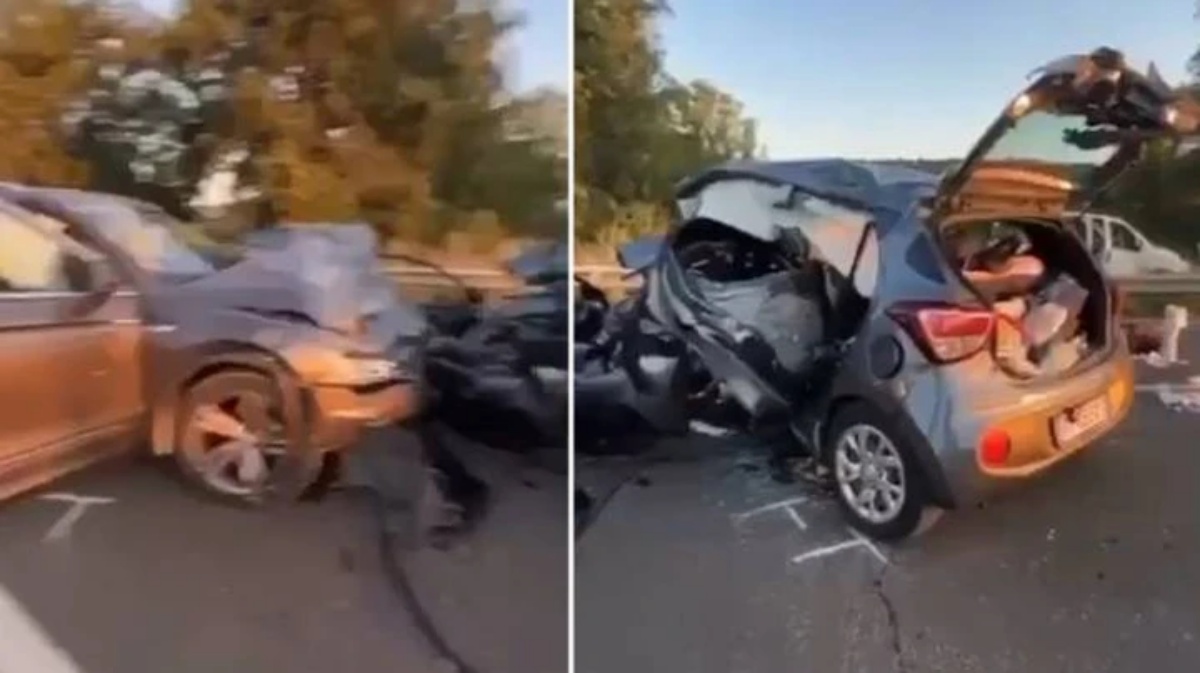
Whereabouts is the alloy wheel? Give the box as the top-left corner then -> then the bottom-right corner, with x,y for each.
833,423 -> 907,524
186,390 -> 287,497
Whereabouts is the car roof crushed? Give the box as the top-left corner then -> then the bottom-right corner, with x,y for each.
676,159 -> 940,219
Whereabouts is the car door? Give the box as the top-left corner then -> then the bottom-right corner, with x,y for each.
644,234 -> 794,421
0,204 -> 145,493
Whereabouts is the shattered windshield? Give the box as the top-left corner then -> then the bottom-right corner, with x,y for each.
981,111 -> 1119,186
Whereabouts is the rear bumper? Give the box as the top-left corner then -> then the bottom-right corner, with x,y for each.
307,382 -> 421,452
922,353 -> 1135,507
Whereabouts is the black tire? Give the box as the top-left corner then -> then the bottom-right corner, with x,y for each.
824,402 -> 928,542
174,369 -> 322,507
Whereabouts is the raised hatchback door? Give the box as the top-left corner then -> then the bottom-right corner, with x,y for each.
936,47 -> 1198,217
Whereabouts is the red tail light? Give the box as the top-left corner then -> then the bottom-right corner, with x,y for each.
979,427 -> 1012,466
887,302 -> 995,364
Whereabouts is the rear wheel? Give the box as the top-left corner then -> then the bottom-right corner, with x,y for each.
174,370 -> 322,506
825,403 -> 929,541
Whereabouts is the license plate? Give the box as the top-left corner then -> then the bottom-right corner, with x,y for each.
1051,395 -> 1110,446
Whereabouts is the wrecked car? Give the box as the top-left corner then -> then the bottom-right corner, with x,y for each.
0,184 -> 425,505
579,48 -> 1193,540
423,240 -> 569,455
575,240 -> 695,454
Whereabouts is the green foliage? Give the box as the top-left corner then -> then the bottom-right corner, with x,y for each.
573,0 -> 760,242
1096,138 -> 1200,255
0,0 -> 564,245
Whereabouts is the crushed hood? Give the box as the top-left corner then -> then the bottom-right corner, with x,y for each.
186,224 -> 428,347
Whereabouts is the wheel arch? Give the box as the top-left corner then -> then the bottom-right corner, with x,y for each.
819,393 -> 957,509
150,342 -> 311,456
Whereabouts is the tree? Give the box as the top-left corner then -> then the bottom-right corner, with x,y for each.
652,78 -> 757,195
574,0 -> 666,232
0,0 -> 150,187
2,0 -> 564,246
573,0 -> 761,241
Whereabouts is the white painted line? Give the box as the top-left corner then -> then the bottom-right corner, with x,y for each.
783,505 -> 808,532
848,528 -> 890,566
0,585 -> 84,673
732,496 -> 809,522
791,539 -> 863,566
39,493 -> 115,543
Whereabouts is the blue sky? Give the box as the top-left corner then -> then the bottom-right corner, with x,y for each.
660,0 -> 1199,159
137,0 -> 567,93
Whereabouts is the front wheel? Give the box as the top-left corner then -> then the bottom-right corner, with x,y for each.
174,370 -> 322,506
825,403 -> 930,541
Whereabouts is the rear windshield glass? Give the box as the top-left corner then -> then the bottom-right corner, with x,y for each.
981,111 -> 1120,187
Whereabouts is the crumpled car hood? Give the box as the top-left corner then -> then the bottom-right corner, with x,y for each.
182,224 -> 428,347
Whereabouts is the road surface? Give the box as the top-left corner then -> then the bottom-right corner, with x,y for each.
577,334 -> 1200,673
0,428 -> 567,673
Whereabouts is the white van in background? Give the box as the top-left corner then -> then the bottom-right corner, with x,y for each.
1067,212 -> 1191,276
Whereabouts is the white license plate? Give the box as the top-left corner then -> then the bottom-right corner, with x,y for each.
1052,396 -> 1110,445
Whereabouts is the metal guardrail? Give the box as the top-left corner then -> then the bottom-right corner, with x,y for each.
383,262 -> 1200,296
574,266 -> 1200,295
1111,273 -> 1200,294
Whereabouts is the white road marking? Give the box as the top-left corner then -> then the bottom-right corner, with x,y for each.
848,528 -> 890,566
791,540 -> 864,566
0,585 -> 84,673
39,493 -> 115,543
732,496 -> 809,522
735,495 -> 890,568
783,505 -> 808,531
790,533 -> 890,567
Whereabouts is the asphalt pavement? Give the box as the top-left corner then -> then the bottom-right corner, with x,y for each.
576,331 -> 1200,673
0,428 -> 567,673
